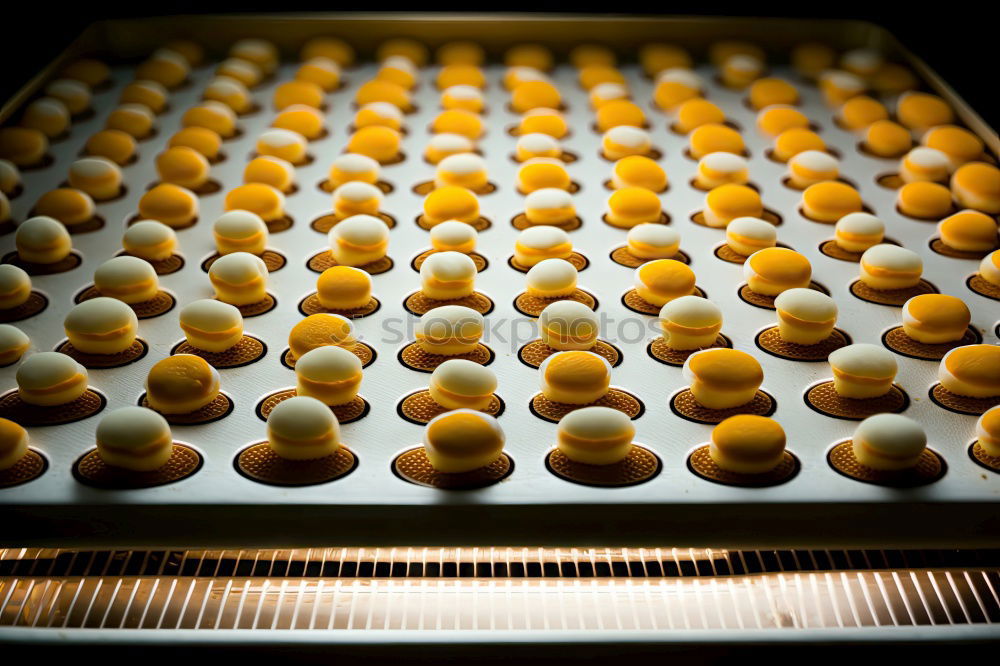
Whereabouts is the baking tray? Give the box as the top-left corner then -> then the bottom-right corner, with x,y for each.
1,14 -> 998,549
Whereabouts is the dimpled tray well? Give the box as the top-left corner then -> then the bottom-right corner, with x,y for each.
1,18 -> 998,549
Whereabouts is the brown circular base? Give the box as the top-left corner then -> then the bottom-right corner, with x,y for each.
691,209 -> 781,228
688,445 -> 799,488
622,287 -> 705,315
882,326 -> 980,361
518,339 -> 622,369
0,291 -> 48,323
236,443 -> 357,487
398,389 -> 504,425
398,341 -> 494,373
818,240 -> 866,262
317,179 -> 394,194
120,252 -> 185,275
967,274 -> 1000,301
827,440 -> 944,487
2,251 -> 82,275
509,252 -> 589,273
930,238 -> 992,260
170,335 -> 266,369
0,388 -> 105,426
264,215 -> 294,233
510,213 -> 581,232
755,327 -> 850,362
896,204 -> 955,222
225,294 -> 277,318
414,250 -> 488,272
738,282 -> 827,310
0,449 -> 47,488
875,173 -> 904,190
417,215 -> 491,232
713,244 -> 755,264
59,216 -> 105,234
530,388 -> 644,424
202,250 -> 286,273
610,247 -> 690,268
76,287 -> 175,319
74,444 -> 202,489
307,250 -> 393,275
849,279 -> 938,306
546,445 -> 660,487
56,338 -> 148,369
514,289 -> 597,317
393,447 -> 513,490
412,180 -> 497,196
647,334 -> 731,367
299,293 -> 381,319
929,384 -> 1000,416
256,389 -> 370,424
126,214 -> 198,230
139,393 -> 234,425
403,291 -> 494,316
804,381 -> 909,421
970,442 -> 1000,473
282,342 -> 375,370
670,389 -> 776,425
311,211 -> 396,233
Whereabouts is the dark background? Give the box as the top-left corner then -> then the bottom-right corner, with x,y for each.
1,5 -> 997,129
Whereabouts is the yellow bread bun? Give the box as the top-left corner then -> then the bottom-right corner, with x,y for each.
420,251 -> 477,300
748,78 -> 798,110
16,351 -> 89,406
0,417 -> 29,471
605,187 -> 662,228
301,37 -> 355,66
595,99 -> 645,133
897,92 -> 953,131
772,127 -> 825,163
317,266 -> 372,311
267,395 -> 341,461
0,159 -> 22,195
859,244 -> 922,290
328,153 -> 380,188
756,105 -> 809,138
179,299 -> 243,353
640,43 -> 692,77
896,181 -> 953,219
377,55 -> 419,89
145,354 -> 220,415
415,305 -> 483,356
224,183 -> 285,222
540,350 -> 611,405
801,181 -> 862,223
937,210 -> 999,253
431,109 -> 483,139
243,155 -> 295,193
63,297 -> 138,355
819,70 -> 865,106
167,126 -> 221,162
922,125 -> 984,168
33,188 -> 95,227
272,104 -> 326,140
230,39 -> 278,75
951,162 -> 1000,214
0,264 -> 31,310
355,79 -> 411,112
430,220 -> 478,254
436,153 -> 489,190
602,126 -> 652,160
208,251 -> 268,305
515,133 -> 562,162
138,183 -> 198,228
720,54 -> 764,88
423,409 -> 505,474
510,80 -> 562,114
61,58 -> 111,87
517,158 -> 571,193
332,181 -> 383,219
525,188 -> 575,226
689,123 -> 744,160
203,76 -> 253,114
836,96 -> 888,131
852,414 -> 926,471
256,128 -> 308,165
743,247 -> 811,296
791,42 -> 835,79
674,98 -> 725,134
440,85 -> 485,113
571,44 -> 616,68
68,157 -> 122,200
710,415 -> 786,474
683,348 -> 763,410
213,210 -> 268,256
96,407 -> 174,472
627,223 -> 680,260
106,103 -> 155,139
787,150 -> 839,189
828,343 -> 897,399
15,216 -> 72,264
505,44 -> 553,71
45,78 -> 91,115
514,226 -> 573,267
658,295 -> 722,351
834,213 -> 884,253
346,125 -> 402,164
273,80 -> 324,111
863,120 -> 911,158
295,345 -> 363,407
517,108 -> 568,139
539,300 -> 599,351
634,259 -> 696,306
428,358 -> 497,410
589,82 -> 629,110
122,220 -> 177,262
20,97 -> 70,138
0,324 -> 30,367
424,133 -> 476,164
328,214 -> 389,267
704,183 -> 762,227
725,216 -> 776,256
841,48 -> 883,77
215,58 -> 262,88
503,66 -> 551,91
900,147 -> 950,184
135,49 -> 189,89
296,57 -> 341,92
653,68 -> 702,111
611,155 -> 667,192
902,294 -> 970,344
423,186 -> 479,226
156,146 -> 211,189
0,127 -> 48,167
288,313 -> 356,361
695,152 -> 749,190
437,41 -> 485,67
979,250 -> 1000,286
93,256 -> 159,304
557,406 -> 635,465
976,406 -> 1000,457
525,258 -> 578,299
938,345 -> 1000,398
871,64 -> 918,95
773,288 -> 838,345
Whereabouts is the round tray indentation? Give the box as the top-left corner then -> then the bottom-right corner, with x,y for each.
0,388 -> 105,426
849,279 -> 938,306
56,338 -> 149,369
755,327 -> 850,362
398,389 -> 504,425
265,215 -> 294,233
969,442 -> 1000,473
929,384 -> 1000,416
738,281 -> 828,310
0,449 -> 48,489
967,274 -> 1000,301
804,381 -> 909,421
236,442 -> 357,487
510,213 -> 580,232
75,287 -> 175,319
518,339 -> 622,369
687,445 -> 799,488
670,389 -> 776,425
609,247 -> 690,268
929,238 -> 992,261
74,444 -> 202,489
299,293 -> 381,319
307,251 -> 393,275
0,291 -> 48,323
171,335 -> 266,369
514,289 -> 597,317
530,389 -> 644,423
403,291 -> 494,316
393,447 -> 513,490
647,334 -> 731,367
622,287 -> 705,315
139,392 -> 234,425
418,215 -> 490,232
546,445 -> 660,487
827,440 -> 944,488
2,251 -> 82,275
226,294 -> 277,318
882,326 -> 981,361
398,341 -> 494,373
256,388 -> 370,424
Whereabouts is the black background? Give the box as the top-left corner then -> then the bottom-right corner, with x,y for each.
1,5 -> 997,128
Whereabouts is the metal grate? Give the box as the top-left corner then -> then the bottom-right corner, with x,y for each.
1,547 -> 998,631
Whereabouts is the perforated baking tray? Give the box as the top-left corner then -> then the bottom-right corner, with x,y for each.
1,14 -> 998,549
